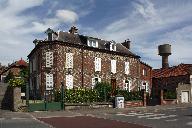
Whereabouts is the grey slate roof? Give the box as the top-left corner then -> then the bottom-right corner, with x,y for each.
57,31 -> 139,58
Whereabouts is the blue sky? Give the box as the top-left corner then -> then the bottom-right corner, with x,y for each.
0,0 -> 192,68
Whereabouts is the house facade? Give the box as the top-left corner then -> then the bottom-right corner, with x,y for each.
0,59 -> 28,82
28,26 -> 152,98
152,64 -> 192,103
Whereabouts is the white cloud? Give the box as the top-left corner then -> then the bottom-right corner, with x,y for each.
95,0 -> 192,68
56,10 -> 78,23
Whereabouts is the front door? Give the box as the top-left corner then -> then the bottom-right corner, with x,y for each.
181,91 -> 189,103
111,79 -> 116,96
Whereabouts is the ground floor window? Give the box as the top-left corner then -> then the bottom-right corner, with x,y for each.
124,80 -> 131,92
92,77 -> 101,89
141,81 -> 149,92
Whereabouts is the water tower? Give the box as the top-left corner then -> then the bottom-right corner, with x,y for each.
158,44 -> 171,68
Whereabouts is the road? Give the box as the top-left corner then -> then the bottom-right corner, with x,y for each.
0,104 -> 192,128
72,105 -> 192,128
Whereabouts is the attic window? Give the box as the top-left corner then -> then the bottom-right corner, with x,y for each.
110,41 -> 116,51
88,39 -> 98,48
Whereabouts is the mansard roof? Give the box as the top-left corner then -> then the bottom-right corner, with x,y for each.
56,31 -> 140,58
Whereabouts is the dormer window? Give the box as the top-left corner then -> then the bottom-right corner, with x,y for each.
110,40 -> 116,51
87,39 -> 98,48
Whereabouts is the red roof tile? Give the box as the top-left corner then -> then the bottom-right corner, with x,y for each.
152,64 -> 192,78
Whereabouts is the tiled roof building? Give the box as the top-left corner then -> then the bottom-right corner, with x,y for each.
28,26 -> 152,97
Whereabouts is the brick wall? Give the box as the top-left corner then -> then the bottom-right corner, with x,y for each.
29,42 -> 151,97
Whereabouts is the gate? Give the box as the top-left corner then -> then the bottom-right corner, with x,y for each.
26,82 -> 65,112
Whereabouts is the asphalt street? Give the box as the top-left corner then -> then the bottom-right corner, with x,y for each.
0,104 -> 192,128
73,105 -> 192,128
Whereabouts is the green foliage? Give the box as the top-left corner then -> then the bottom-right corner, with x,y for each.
8,78 -> 25,87
4,72 -> 14,83
20,68 -> 29,79
94,82 -> 112,102
55,88 -> 100,103
116,90 -> 143,101
163,91 -> 176,99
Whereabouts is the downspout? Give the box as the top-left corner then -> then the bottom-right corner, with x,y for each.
81,46 -> 84,87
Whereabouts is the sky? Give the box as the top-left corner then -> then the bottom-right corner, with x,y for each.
0,0 -> 192,68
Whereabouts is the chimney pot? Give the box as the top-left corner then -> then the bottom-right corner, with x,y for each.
121,39 -> 131,49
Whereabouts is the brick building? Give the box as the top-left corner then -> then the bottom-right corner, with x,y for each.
28,26 -> 152,97
152,64 -> 192,102
0,58 -> 28,82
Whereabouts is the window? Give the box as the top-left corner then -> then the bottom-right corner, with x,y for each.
46,73 -> 53,90
111,60 -> 116,73
141,81 -> 149,92
125,62 -> 130,75
87,39 -> 98,48
66,75 -> 73,89
143,69 -> 147,76
110,41 -> 116,51
46,52 -> 53,67
65,53 -> 73,68
95,57 -> 101,72
92,77 -> 101,88
124,80 -> 131,92
190,75 -> 192,84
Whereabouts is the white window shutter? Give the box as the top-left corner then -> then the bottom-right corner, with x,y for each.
95,57 -> 101,72
98,58 -> 101,71
66,53 -> 73,68
92,78 -> 95,86
98,78 -> 101,83
111,60 -> 116,73
46,52 -> 53,67
96,41 -> 98,47
129,81 -> 132,92
125,62 -> 130,75
66,75 -> 73,89
46,73 -> 53,90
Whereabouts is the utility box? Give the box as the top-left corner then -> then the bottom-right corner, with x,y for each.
115,96 -> 124,108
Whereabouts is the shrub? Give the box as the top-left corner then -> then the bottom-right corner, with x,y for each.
8,78 -> 25,88
163,91 -> 176,99
54,88 -> 100,103
94,82 -> 112,102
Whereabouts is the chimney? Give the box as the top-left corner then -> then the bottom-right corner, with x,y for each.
45,28 -> 54,41
158,44 -> 171,68
69,26 -> 78,34
121,39 -> 131,50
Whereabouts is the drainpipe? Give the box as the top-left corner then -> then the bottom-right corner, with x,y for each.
81,46 -> 84,87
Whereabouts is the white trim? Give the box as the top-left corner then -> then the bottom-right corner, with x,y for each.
66,75 -> 73,89
65,53 -> 73,68
95,57 -> 101,72
124,80 -> 131,92
111,60 -> 116,73
46,52 -> 53,68
46,73 -> 53,90
87,39 -> 98,48
125,62 -> 130,75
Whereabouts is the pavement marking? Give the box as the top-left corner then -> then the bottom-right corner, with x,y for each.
165,119 -> 178,122
11,117 -> 28,120
128,113 -> 145,115
0,118 -> 5,121
138,114 -> 165,118
186,122 -> 192,126
148,115 -> 177,120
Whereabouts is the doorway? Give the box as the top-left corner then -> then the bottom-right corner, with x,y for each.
111,79 -> 116,96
